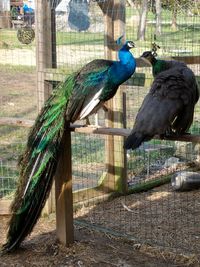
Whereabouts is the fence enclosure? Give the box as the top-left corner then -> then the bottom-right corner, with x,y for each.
1,0 -> 200,260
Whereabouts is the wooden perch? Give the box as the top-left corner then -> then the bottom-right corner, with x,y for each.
71,125 -> 200,144
1,117 -> 200,143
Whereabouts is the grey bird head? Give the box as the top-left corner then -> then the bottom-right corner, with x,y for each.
140,51 -> 156,65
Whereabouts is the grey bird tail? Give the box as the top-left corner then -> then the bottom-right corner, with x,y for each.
124,132 -> 145,150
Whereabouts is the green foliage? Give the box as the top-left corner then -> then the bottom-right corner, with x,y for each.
0,166 -> 18,199
72,133 -> 105,164
160,0 -> 193,12
10,7 -> 19,20
0,138 -> 25,198
189,121 -> 200,135
0,29 -> 35,49
56,31 -> 104,46
0,63 -> 36,73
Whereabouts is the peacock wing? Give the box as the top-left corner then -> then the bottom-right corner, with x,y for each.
136,66 -> 197,136
66,59 -> 113,122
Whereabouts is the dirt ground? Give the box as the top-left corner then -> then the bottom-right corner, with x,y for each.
0,214 -> 195,267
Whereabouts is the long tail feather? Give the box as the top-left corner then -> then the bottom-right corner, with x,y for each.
1,75 -> 74,253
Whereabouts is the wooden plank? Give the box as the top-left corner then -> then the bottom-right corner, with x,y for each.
43,55 -> 200,81
44,68 -> 200,89
35,0 -> 57,215
73,186 -> 113,204
112,0 -> 127,194
1,117 -> 200,144
72,126 -> 129,136
0,11 -> 11,28
55,123 -> 74,245
101,0 -> 115,192
113,88 -> 127,193
0,187 -> 110,215
42,181 -> 55,215
98,0 -> 127,193
35,0 -> 55,111
136,55 -> 200,66
172,55 -> 200,65
72,125 -> 200,144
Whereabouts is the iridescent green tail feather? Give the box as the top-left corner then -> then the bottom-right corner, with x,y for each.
1,75 -> 74,253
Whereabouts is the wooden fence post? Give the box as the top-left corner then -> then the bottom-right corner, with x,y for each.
99,0 -> 127,193
35,0 -> 56,111
35,1 -> 74,245
35,0 -> 58,214
55,124 -> 74,245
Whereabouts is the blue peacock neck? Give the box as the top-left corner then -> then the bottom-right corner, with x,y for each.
109,43 -> 136,85
118,44 -> 134,65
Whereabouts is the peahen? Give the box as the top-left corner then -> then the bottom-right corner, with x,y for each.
1,38 -> 136,253
124,51 -> 199,150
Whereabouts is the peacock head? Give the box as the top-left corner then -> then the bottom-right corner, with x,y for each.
116,36 -> 135,51
124,41 -> 135,50
140,51 -> 156,65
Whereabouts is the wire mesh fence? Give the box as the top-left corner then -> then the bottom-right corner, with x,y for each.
0,0 -> 200,260
72,131 -> 200,256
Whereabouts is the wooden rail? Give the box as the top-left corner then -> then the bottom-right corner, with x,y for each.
43,69 -> 200,89
1,117 -> 200,143
1,117 -> 200,216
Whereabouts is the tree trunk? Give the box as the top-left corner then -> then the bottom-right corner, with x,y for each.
155,0 -> 161,36
137,0 -> 148,40
172,1 -> 178,30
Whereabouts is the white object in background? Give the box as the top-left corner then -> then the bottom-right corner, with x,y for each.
171,171 -> 200,191
0,0 -> 10,11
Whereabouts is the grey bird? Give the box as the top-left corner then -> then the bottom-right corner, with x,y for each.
124,51 -> 199,150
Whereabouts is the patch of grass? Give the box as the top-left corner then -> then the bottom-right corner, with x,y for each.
0,63 -> 36,73
0,142 -> 21,198
0,165 -> 18,198
0,130 -> 26,162
72,133 -> 105,164
0,29 -> 35,49
0,127 -> 29,197
56,31 -> 104,46
0,6 -> 200,50
189,120 -> 200,135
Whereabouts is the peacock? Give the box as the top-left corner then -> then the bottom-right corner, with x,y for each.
1,38 -> 136,253
124,51 -> 199,150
